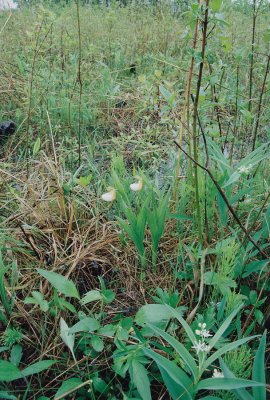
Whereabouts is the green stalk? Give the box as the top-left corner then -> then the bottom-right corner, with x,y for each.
76,0 -> 83,166
192,0 -> 209,242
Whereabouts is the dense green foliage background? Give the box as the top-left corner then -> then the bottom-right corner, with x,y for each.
0,0 -> 269,398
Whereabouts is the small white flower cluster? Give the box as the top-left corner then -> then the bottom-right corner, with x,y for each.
101,176 -> 143,202
238,164 -> 252,174
213,368 -> 224,378
192,322 -> 212,354
195,322 -> 212,339
192,340 -> 210,354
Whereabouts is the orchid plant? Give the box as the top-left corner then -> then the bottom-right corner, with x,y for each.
101,172 -> 170,273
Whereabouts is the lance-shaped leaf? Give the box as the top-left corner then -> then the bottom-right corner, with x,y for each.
37,269 -> 79,299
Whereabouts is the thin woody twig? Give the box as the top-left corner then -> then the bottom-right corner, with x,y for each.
252,54 -> 270,151
191,94 -> 209,169
173,140 -> 267,258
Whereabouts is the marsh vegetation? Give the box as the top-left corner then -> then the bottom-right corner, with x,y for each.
0,0 -> 269,398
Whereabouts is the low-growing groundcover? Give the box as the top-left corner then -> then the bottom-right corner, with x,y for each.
0,0 -> 269,398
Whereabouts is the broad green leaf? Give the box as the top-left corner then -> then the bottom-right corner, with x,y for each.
98,324 -> 116,336
159,367 -> 186,400
33,291 -> 49,311
254,309 -> 264,325
130,360 -> 151,400
69,317 -> 100,334
22,360 -> 56,377
243,260 -> 269,278
116,326 -> 129,341
24,291 -> 49,312
92,376 -> 109,394
60,318 -> 75,360
91,335 -> 104,352
31,291 -> 44,302
198,377 -> 264,390
33,137 -> 41,156
37,269 -> 79,299
101,289 -> 115,304
10,345 -> 22,366
147,323 -> 198,379
80,290 -> 102,305
0,360 -> 22,382
54,378 -> 83,399
210,0 -> 222,12
143,347 -> 193,400
252,331 -> 266,400
24,297 -> 38,305
59,299 -> 77,314
121,317 -> 133,331
135,304 -> 181,326
77,175 -> 92,187
249,290 -> 257,305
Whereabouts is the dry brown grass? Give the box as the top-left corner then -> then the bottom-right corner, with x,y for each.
0,144 -> 197,399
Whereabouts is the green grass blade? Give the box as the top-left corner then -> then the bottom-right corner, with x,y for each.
198,377 -> 264,391
143,347 -> 194,400
252,331 -> 266,400
203,335 -> 259,371
208,304 -> 243,350
219,358 -> 254,400
165,305 -> 197,345
147,323 -> 198,379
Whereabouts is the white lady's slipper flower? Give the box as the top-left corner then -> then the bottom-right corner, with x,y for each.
130,176 -> 143,192
101,187 -> 116,202
213,369 -> 224,378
